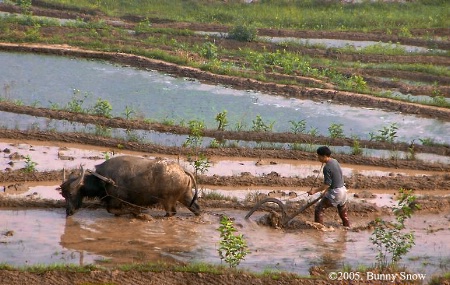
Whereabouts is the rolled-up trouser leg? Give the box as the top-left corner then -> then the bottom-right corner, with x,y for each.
337,202 -> 350,227
314,197 -> 333,225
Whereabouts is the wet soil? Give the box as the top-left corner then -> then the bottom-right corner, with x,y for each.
0,2 -> 450,284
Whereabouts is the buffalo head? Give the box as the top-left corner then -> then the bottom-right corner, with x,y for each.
60,166 -> 86,217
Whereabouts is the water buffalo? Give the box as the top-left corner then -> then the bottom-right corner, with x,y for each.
60,155 -> 201,217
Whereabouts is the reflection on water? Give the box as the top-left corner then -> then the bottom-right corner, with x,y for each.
0,209 -> 99,266
0,208 -> 448,282
60,210 -> 200,265
1,52 -> 449,145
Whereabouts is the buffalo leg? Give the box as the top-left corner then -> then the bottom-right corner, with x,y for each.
162,201 -> 176,217
180,196 -> 201,216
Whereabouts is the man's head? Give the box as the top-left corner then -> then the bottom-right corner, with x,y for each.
316,146 -> 331,163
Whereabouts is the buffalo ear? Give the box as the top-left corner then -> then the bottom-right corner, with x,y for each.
69,165 -> 86,196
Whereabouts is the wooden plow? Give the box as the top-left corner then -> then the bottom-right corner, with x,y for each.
244,194 -> 323,228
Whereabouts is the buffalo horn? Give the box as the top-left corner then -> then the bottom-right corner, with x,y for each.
69,165 -> 85,194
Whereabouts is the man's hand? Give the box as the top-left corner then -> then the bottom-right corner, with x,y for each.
308,184 -> 329,196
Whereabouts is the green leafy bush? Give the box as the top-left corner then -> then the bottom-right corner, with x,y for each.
370,189 -> 420,268
227,24 -> 257,42
217,215 -> 250,268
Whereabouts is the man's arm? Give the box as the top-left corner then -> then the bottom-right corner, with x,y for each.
307,183 -> 329,196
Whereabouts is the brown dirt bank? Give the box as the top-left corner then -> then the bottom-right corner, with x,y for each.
1,268 -> 437,285
1,42 -> 449,121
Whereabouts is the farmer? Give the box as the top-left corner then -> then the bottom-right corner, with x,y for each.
307,146 -> 350,228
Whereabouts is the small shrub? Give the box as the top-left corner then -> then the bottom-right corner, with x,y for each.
192,153 -> 210,175
370,189 -> 420,268
369,123 -> 398,143
351,137 -> 363,155
328,123 -> 344,139
251,115 -> 274,132
215,110 -> 228,131
122,105 -> 136,120
217,215 -> 250,268
23,155 -> 37,172
200,42 -> 218,60
17,0 -> 32,15
227,24 -> 257,42
65,89 -> 88,113
92,98 -> 113,118
289,119 -> 306,134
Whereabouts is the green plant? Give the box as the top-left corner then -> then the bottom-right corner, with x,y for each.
289,119 -> 306,134
227,23 -> 257,42
65,89 -> 88,113
418,137 -> 435,146
431,95 -> 447,107
92,98 -> 113,118
369,123 -> 398,143
328,123 -> 344,139
217,215 -> 250,268
192,153 -> 210,175
209,139 -> 225,148
406,140 -> 416,160
251,115 -> 274,132
162,118 -> 175,126
184,120 -> 211,175
17,0 -> 32,15
122,105 -> 136,120
200,42 -> 218,60
24,23 -> 41,41
48,101 -> 60,110
351,136 -> 363,155
308,127 -> 318,137
184,119 -> 204,149
93,125 -> 112,137
398,26 -> 412,38
370,189 -> 420,269
215,110 -> 228,131
134,18 -> 152,35
125,129 -> 143,142
23,155 -> 37,172
202,190 -> 237,202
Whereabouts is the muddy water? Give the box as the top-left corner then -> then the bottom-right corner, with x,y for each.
1,207 -> 449,282
1,141 -> 444,179
1,52 -> 449,145
0,140 -> 449,281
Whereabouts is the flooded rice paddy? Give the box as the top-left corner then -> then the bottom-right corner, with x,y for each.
196,31 -> 446,54
1,196 -> 449,282
0,141 -> 445,181
1,52 -> 449,145
1,141 -> 449,283
0,50 -> 449,283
